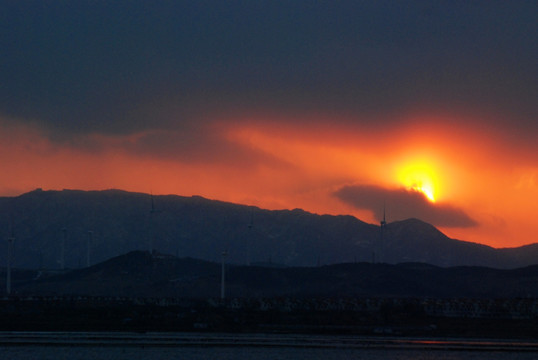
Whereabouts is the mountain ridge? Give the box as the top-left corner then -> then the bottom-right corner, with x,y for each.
0,188 -> 535,269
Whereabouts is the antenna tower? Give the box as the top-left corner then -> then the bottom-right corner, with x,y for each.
379,202 -> 387,263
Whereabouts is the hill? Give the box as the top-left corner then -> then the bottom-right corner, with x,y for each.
10,251 -> 538,298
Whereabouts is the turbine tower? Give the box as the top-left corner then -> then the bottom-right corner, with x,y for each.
221,250 -> 227,299
61,227 -> 67,270
86,231 -> 93,267
246,211 -> 253,266
6,229 -> 14,296
149,193 -> 161,255
150,194 -> 155,253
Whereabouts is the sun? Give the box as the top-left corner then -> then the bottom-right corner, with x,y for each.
396,160 -> 439,202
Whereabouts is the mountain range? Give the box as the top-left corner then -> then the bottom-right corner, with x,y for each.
1,188 -> 537,269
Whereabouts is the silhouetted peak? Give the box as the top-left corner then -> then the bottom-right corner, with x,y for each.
389,218 -> 447,236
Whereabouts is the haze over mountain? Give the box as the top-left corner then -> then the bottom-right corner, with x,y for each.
1,189 -> 536,270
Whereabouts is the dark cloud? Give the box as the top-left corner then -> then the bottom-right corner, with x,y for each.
0,0 -> 536,144
334,184 -> 477,228
121,127 -> 288,168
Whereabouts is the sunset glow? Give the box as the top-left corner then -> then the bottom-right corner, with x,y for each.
1,1 -> 536,251
396,161 -> 438,202
1,111 -> 536,249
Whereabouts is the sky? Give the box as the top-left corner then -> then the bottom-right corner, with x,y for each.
1,1 -> 537,248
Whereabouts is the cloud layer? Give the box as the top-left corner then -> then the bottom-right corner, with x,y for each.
1,1 -> 537,146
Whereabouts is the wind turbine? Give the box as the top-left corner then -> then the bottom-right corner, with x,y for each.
6,227 -> 15,296
86,231 -> 93,267
221,250 -> 227,299
246,211 -> 253,266
149,193 -> 161,255
61,227 -> 67,270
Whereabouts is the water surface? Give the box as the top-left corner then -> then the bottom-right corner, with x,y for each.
1,332 -> 536,360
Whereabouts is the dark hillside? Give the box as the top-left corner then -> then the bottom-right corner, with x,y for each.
11,251 -> 538,299
0,189 -> 536,269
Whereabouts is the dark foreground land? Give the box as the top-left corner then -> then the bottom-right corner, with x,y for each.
2,251 -> 538,339
1,296 -> 537,339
